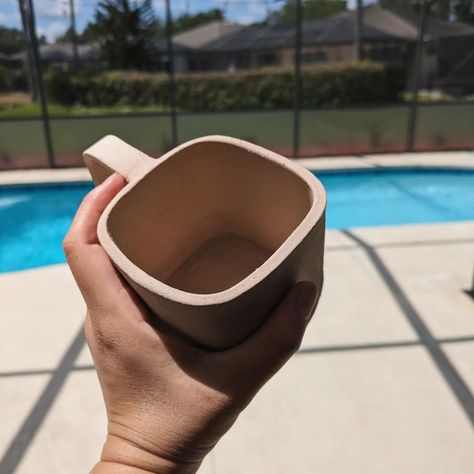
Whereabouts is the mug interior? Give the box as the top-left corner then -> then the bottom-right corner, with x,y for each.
107,141 -> 312,294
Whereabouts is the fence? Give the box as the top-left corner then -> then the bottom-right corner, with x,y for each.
0,0 -> 473,169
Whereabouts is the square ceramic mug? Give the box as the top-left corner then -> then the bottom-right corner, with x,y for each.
84,135 -> 326,350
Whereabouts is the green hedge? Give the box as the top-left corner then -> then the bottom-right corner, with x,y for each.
0,65 -> 29,92
45,62 -> 405,110
0,66 -> 9,91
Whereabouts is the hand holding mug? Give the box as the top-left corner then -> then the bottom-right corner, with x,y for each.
64,174 -> 319,473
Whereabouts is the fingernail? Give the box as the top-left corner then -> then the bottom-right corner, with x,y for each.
294,282 -> 317,320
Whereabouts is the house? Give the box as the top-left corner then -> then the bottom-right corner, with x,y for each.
199,7 -> 420,70
11,5 -> 472,92
154,21 -> 243,72
436,30 -> 474,94
0,52 -> 22,67
159,5 -> 474,90
11,42 -> 99,70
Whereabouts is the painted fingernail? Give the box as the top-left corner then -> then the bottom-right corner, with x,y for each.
295,282 -> 317,320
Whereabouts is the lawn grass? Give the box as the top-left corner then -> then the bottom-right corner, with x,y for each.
0,103 -> 169,118
0,92 -> 170,118
1,103 -> 473,168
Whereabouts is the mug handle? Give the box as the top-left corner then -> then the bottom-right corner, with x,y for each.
83,135 -> 155,185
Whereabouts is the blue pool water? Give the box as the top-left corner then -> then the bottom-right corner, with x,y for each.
1,168 -> 473,273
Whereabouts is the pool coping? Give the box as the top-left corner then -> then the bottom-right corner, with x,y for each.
0,150 -> 473,185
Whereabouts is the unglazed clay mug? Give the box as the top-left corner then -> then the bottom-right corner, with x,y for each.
83,135 -> 326,350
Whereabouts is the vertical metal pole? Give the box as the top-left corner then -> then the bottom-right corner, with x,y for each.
292,0 -> 302,159
165,0 -> 178,148
69,0 -> 79,70
24,0 -> 55,167
471,265 -> 474,293
406,0 -> 426,151
18,0 -> 38,102
354,0 -> 363,61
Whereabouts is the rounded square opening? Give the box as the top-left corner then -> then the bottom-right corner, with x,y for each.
107,141 -> 312,294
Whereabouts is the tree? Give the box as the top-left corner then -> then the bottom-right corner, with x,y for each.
81,22 -> 100,43
56,6 -> 225,56
0,26 -> 26,55
92,0 -> 157,69
267,0 -> 347,25
57,16 -> 163,44
55,23 -> 99,44
452,0 -> 474,24
55,27 -> 77,44
173,8 -> 224,32
379,0 -> 474,23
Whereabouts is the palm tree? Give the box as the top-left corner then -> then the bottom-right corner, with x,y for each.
93,0 -> 157,70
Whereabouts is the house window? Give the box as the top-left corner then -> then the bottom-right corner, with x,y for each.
257,53 -> 278,67
301,51 -> 327,64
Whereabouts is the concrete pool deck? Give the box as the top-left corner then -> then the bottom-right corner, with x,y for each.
0,150 -> 473,186
1,150 -> 474,473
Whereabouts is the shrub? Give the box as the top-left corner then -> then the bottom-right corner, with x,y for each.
11,66 -> 29,91
0,66 -> 12,92
44,69 -> 77,105
0,65 -> 29,92
44,62 -> 405,110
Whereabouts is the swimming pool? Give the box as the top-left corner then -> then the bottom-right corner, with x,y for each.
1,168 -> 473,273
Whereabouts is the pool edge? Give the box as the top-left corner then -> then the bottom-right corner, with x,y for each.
0,150 -> 473,186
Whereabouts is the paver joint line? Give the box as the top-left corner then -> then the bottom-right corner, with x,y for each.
3,337 -> 474,379
0,364 -> 95,378
298,340 -> 420,354
326,236 -> 474,253
343,230 -> 474,428
0,327 -> 85,474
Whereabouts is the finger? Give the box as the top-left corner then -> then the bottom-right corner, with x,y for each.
227,281 -> 318,390
66,173 -> 125,246
63,174 -> 126,309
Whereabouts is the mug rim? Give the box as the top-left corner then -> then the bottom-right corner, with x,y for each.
97,135 -> 326,306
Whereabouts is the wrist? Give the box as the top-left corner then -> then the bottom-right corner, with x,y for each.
91,433 -> 202,474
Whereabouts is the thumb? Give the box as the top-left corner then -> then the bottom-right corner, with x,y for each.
63,173 -> 126,310
230,281 -> 318,388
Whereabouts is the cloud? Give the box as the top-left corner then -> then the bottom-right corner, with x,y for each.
226,0 -> 268,24
35,0 -> 68,19
37,20 -> 67,41
0,3 -> 21,26
230,11 -> 263,25
35,0 -> 83,19
153,0 -> 196,17
222,0 -> 264,3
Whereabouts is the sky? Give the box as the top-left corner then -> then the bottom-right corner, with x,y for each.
0,0 -> 358,42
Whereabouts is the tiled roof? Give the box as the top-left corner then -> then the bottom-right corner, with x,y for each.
11,5 -> 474,60
201,5 -> 474,51
172,20 -> 243,49
11,42 -> 99,61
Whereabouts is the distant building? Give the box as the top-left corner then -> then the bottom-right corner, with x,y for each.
154,5 -> 474,90
436,31 -> 474,94
8,5 -> 474,92
11,42 -> 99,70
0,52 -> 22,67
154,21 -> 243,72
